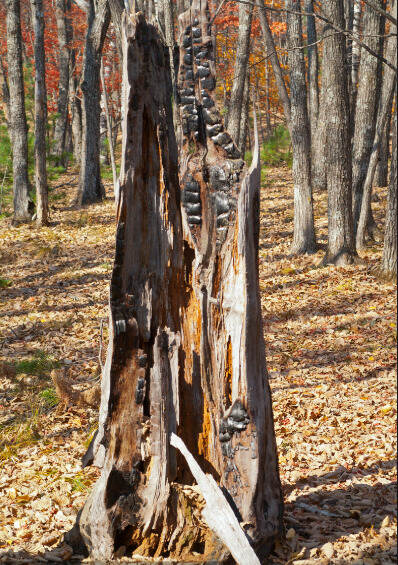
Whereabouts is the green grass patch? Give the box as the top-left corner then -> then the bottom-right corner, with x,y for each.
246,125 -> 292,169
0,277 -> 12,288
15,350 -> 60,377
261,126 -> 292,167
100,162 -> 120,182
0,410 -> 41,461
66,472 -> 92,493
40,387 -> 59,407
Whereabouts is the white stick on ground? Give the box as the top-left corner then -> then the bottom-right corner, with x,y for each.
170,432 -> 260,565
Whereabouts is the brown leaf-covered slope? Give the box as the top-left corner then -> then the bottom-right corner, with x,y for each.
0,168 -> 396,563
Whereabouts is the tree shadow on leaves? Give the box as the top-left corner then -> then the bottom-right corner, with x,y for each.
282,462 -> 397,560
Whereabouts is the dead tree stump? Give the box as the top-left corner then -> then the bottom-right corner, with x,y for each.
67,8 -> 283,563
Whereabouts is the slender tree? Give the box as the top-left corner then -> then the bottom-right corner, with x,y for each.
256,0 -> 291,132
352,0 -> 384,232
0,56 -> 11,128
304,0 -> 319,139
74,0 -> 110,206
375,100 -> 392,187
322,0 -> 358,265
226,0 -> 253,146
6,0 -> 31,223
238,72 -> 250,155
31,0 -> 49,225
356,7 -> 397,250
381,111 -> 397,278
344,0 -> 354,109
53,0 -> 72,164
351,0 -> 362,120
100,59 -> 118,200
70,46 -> 82,164
286,0 -> 316,254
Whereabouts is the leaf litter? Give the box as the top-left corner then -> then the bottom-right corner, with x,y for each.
0,168 -> 396,564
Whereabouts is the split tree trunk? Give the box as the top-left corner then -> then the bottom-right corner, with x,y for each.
74,0 -> 110,206
6,0 -> 31,223
322,0 -> 358,265
31,0 -> 49,226
68,7 -> 282,563
286,0 -> 316,255
352,0 -> 384,233
53,0 -> 71,164
381,111 -> 397,279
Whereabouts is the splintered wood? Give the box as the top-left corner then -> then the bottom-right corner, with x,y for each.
68,5 -> 282,562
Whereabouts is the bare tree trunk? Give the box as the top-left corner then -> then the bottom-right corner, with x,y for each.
69,47 -> 82,164
381,111 -> 397,278
53,0 -> 71,164
264,62 -> 272,137
304,0 -> 319,137
31,0 -> 49,226
322,0 -> 358,265
74,0 -> 110,206
108,0 -> 124,55
100,59 -> 118,200
352,0 -> 384,232
356,18 -> 397,250
67,7 -> 282,562
344,0 -> 354,111
0,56 -> 11,128
375,99 -> 392,187
238,72 -> 250,155
256,0 -> 291,132
286,0 -> 316,254
312,85 -> 327,190
351,0 -> 362,121
6,0 -> 31,224
226,0 -> 253,144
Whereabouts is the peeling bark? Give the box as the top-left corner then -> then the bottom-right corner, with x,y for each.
68,7 -> 282,563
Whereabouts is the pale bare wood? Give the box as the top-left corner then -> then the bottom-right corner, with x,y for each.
170,432 -> 260,565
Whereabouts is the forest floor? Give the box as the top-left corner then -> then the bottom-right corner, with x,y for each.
0,166 -> 396,564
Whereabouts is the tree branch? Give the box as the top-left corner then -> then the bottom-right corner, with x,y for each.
224,0 -> 397,72
361,0 -> 397,26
